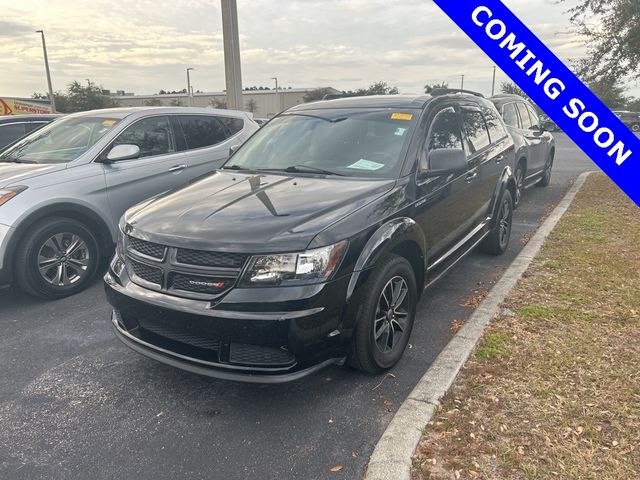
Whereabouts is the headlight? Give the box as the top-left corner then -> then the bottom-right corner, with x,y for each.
116,228 -> 126,260
0,186 -> 27,207
240,240 -> 348,286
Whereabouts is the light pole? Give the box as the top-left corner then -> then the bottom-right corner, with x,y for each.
36,30 -> 56,112
221,0 -> 243,110
186,67 -> 194,106
491,66 -> 497,97
460,74 -> 465,90
271,77 -> 280,112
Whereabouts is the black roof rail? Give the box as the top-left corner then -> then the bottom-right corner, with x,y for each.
430,88 -> 485,98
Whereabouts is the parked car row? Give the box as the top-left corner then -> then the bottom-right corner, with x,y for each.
1,93 -> 554,382
613,111 -> 640,132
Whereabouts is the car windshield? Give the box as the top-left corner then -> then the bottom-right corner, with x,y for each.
0,116 -> 120,164
224,109 -> 419,178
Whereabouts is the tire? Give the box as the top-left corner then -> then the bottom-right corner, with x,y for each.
480,189 -> 513,256
632,123 -> 640,133
14,217 -> 100,299
537,151 -> 554,187
513,161 -> 525,208
349,254 -> 418,374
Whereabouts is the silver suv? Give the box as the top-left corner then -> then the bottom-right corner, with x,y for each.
0,107 -> 258,298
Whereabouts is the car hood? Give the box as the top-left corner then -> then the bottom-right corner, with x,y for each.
124,170 -> 396,253
0,163 -> 66,188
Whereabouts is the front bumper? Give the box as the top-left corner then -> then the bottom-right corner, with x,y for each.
104,263 -> 351,383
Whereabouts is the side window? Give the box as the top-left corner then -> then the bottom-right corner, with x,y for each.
462,109 -> 491,153
516,103 -> 532,130
27,122 -> 48,133
422,107 -> 463,170
0,123 -> 27,149
177,115 -> 228,150
527,105 -> 541,130
112,116 -> 175,158
219,116 -> 244,136
483,107 -> 508,143
502,103 -> 519,128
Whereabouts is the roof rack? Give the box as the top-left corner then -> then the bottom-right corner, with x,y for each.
430,88 -> 485,98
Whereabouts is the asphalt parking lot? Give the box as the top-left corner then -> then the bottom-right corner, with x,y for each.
0,133 -> 596,480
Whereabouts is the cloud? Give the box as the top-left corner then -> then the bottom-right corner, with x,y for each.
0,0 -> 636,99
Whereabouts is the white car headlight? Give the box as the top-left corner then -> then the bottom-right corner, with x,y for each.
240,240 -> 348,287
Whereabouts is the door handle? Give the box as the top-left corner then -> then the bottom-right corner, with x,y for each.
169,164 -> 187,173
495,155 -> 504,165
465,171 -> 478,183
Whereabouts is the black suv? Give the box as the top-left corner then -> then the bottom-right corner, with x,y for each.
613,111 -> 640,133
104,90 -> 517,383
491,95 -> 555,206
0,114 -> 61,151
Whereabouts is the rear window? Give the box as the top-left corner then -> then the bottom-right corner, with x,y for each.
517,103 -> 532,129
462,109 -> 491,152
219,116 -> 244,136
0,123 -> 27,149
176,115 -> 228,150
483,107 -> 508,143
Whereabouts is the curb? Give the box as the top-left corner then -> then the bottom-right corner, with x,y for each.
364,171 -> 595,480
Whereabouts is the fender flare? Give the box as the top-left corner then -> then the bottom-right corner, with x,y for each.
345,217 -> 426,302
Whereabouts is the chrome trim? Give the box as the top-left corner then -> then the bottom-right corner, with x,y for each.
428,221 -> 488,272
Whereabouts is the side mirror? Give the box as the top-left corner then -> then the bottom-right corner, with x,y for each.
106,144 -> 140,162
419,148 -> 467,178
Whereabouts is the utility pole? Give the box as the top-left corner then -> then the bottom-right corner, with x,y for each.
36,30 -> 56,112
460,74 -> 465,90
186,67 -> 194,106
491,66 -> 497,97
272,77 -> 279,112
221,0 -> 243,110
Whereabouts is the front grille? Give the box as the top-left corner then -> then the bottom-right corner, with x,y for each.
137,318 -> 221,351
229,343 -> 296,367
129,236 -> 165,260
176,248 -> 248,268
129,258 -> 163,285
170,273 -> 231,295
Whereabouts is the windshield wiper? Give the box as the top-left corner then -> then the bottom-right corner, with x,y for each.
0,158 -> 37,164
282,165 -> 345,176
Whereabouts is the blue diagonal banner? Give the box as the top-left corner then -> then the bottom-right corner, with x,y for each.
433,0 -> 640,207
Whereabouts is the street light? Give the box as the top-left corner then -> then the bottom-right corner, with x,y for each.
186,67 -> 194,106
36,30 -> 56,112
460,74 -> 465,90
271,77 -> 280,112
491,66 -> 497,97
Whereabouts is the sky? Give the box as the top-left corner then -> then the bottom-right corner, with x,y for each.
1,0 -> 638,99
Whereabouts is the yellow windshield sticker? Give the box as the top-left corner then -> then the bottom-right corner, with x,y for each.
391,113 -> 413,121
102,119 -> 117,127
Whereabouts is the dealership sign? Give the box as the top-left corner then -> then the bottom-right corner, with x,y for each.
0,97 -> 54,115
433,0 -> 640,207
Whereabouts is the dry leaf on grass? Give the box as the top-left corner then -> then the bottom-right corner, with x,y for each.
329,465 -> 343,472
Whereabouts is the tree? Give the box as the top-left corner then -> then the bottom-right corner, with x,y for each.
585,76 -> 630,110
245,98 -> 258,113
564,0 -> 640,82
627,98 -> 640,112
355,81 -> 399,96
33,80 -> 116,113
143,98 -> 163,106
303,87 -> 336,102
500,81 -> 529,101
210,98 -> 227,109
169,99 -> 185,107
424,82 -> 449,94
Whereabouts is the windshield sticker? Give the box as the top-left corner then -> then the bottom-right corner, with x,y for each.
347,159 -> 385,171
391,113 -> 413,121
102,119 -> 117,127
395,127 -> 407,136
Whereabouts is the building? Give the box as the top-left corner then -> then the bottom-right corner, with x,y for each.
111,87 -> 340,118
